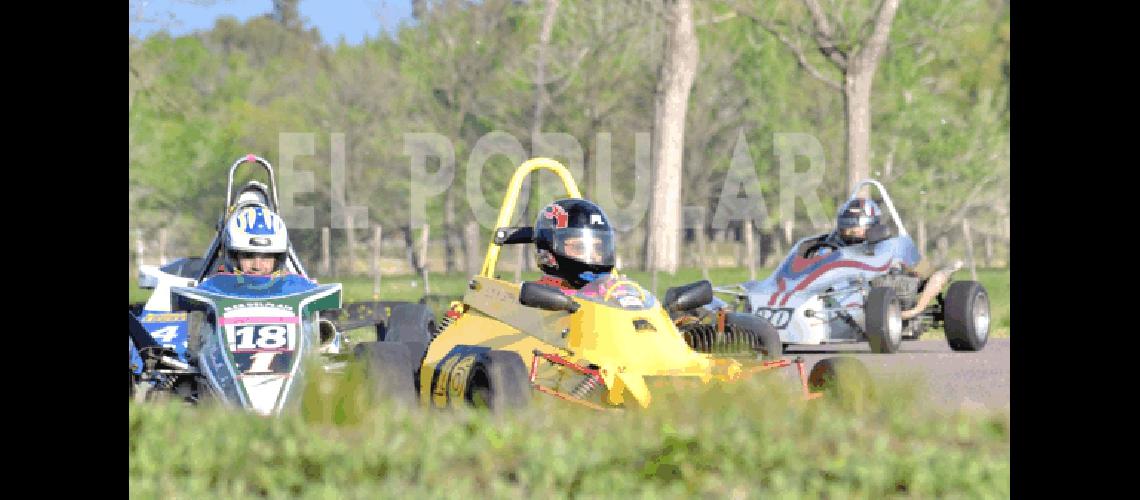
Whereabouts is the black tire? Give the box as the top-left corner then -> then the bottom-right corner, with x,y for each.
466,351 -> 530,411
808,357 -> 873,402
385,304 -> 437,362
865,287 -> 903,354
944,281 -> 990,352
724,313 -> 783,360
186,311 -> 207,359
354,341 -> 417,406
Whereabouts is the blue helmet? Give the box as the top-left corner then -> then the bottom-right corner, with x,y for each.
836,198 -> 881,244
224,205 -> 289,271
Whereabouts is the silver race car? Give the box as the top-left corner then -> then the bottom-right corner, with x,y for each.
711,180 -> 990,353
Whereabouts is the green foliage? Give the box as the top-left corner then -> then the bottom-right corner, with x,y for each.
129,365 -> 1008,497
129,0 -> 1009,279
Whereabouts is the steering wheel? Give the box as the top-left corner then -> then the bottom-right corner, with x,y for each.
802,240 -> 840,258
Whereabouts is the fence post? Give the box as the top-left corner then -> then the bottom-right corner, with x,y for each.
320,227 -> 331,276
962,218 -> 977,281
346,214 -> 356,276
372,225 -> 382,299
744,219 -> 756,281
420,223 -> 431,296
136,229 -> 146,267
157,228 -> 167,265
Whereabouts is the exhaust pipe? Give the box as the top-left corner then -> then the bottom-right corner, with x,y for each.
901,261 -> 962,320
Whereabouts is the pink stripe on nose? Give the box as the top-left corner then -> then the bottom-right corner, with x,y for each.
218,316 -> 298,326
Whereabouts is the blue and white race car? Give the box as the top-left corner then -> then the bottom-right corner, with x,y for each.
710,180 -> 990,354
129,155 -> 436,414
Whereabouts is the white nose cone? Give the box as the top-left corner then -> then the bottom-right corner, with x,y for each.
241,374 -> 289,415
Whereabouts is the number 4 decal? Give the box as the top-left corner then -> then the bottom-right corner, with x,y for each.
150,326 -> 180,343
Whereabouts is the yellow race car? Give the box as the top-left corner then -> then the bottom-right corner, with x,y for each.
412,158 -> 863,410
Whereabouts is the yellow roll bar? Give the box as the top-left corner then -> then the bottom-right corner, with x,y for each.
480,158 -> 582,278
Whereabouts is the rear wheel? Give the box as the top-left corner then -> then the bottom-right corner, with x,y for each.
865,287 -> 903,353
466,351 -> 530,411
944,281 -> 990,351
354,342 -> 417,406
385,304 -> 437,364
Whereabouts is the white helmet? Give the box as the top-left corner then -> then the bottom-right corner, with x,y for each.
224,205 -> 289,271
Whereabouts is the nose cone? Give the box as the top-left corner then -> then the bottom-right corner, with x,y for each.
240,374 -> 289,415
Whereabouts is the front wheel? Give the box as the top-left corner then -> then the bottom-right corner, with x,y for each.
354,342 -> 417,406
865,287 -> 903,353
808,357 -> 873,404
724,313 -> 783,360
466,351 -> 530,411
944,281 -> 990,351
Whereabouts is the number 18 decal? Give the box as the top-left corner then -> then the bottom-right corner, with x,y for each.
227,324 -> 297,352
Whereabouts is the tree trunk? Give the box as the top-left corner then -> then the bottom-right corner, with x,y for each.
962,218 -> 977,281
647,0 -> 698,274
844,70 -> 874,196
320,227 -> 331,276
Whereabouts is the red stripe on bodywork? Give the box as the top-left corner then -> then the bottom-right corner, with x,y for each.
778,260 -> 893,306
768,277 -> 786,306
790,254 -> 829,273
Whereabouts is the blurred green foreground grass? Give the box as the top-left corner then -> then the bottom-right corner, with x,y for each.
129,364 -> 1009,498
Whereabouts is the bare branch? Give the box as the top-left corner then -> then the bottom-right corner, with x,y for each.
696,11 -> 737,27
801,0 -> 848,69
856,0 -> 900,67
743,21 -> 841,91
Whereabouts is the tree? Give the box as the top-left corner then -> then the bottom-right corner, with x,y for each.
646,0 -> 699,274
735,0 -> 900,196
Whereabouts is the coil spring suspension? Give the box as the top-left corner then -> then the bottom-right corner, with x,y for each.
569,374 -> 602,399
681,323 -> 761,354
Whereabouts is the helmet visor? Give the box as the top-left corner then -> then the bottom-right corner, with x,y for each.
553,228 -> 615,266
838,215 -> 876,229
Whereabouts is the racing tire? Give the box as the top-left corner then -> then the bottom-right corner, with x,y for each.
865,287 -> 903,354
944,281 -> 990,352
385,303 -> 437,362
724,313 -> 783,360
467,350 -> 530,411
354,341 -> 417,406
808,357 -> 873,402
186,311 -> 207,359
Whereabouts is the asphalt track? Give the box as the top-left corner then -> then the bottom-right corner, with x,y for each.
783,339 -> 1010,413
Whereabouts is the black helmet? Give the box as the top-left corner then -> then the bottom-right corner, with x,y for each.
534,199 -> 616,288
836,197 -> 882,244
